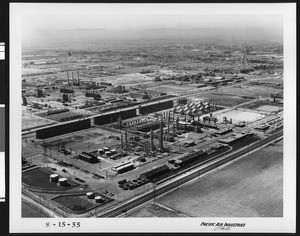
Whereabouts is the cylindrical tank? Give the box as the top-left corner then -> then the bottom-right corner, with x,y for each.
105,151 -> 111,156
98,148 -> 104,153
50,174 -> 59,183
111,149 -> 117,154
58,177 -> 68,186
136,108 -> 141,116
86,192 -> 94,199
95,196 -> 103,203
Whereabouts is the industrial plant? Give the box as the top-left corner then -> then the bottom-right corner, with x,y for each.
21,17 -> 284,219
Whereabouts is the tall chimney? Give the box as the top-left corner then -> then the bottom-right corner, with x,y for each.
167,111 -> 170,134
150,129 -> 154,151
160,116 -> 164,152
125,131 -> 128,149
67,71 -> 69,85
77,71 -> 80,84
119,116 -> 122,129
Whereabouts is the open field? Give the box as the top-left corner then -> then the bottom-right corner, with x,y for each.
36,110 -> 84,122
214,109 -> 266,123
84,73 -> 154,87
22,113 -> 55,130
157,140 -> 283,217
22,168 -> 78,191
257,105 -> 282,113
38,128 -> 120,152
22,199 -> 51,218
52,194 -> 111,213
194,93 -> 252,107
241,99 -> 283,110
128,203 -> 188,217
214,85 -> 283,98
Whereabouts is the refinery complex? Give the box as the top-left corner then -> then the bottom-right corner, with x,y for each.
21,25 -> 284,218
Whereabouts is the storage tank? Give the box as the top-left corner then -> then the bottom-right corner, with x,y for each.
103,147 -> 110,152
105,151 -> 112,156
98,148 -> 104,153
50,174 -> 59,183
58,177 -> 68,186
86,192 -> 94,199
95,196 -> 103,203
111,149 -> 117,154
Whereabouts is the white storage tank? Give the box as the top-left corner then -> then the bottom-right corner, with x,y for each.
111,149 -> 117,154
50,174 -> 59,183
95,196 -> 103,203
86,192 -> 94,199
98,148 -> 104,153
58,177 -> 68,186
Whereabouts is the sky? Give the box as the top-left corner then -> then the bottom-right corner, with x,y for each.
18,4 -> 284,46
22,14 -> 283,33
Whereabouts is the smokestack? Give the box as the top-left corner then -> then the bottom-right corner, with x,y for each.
77,71 -> 80,84
160,117 -> 164,152
121,134 -> 123,149
144,140 -> 147,154
150,129 -> 154,151
167,111 -> 170,134
173,124 -> 176,137
67,71 -> 69,85
22,95 -> 27,106
176,117 -> 179,130
72,71 -> 74,85
119,116 -> 122,129
125,131 -> 128,149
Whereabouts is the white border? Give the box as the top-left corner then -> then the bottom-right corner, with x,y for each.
10,3 -> 296,233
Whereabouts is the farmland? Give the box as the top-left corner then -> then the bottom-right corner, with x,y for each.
152,140 -> 283,217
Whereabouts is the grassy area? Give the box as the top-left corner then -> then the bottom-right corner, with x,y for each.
52,194 -> 111,213
22,168 -> 77,190
52,195 -> 96,213
22,199 -> 50,218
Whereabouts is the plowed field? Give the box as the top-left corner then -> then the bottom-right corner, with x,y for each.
158,140 -> 283,217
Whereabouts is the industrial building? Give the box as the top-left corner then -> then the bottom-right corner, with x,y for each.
78,152 -> 99,163
113,162 -> 135,174
140,165 -> 170,181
